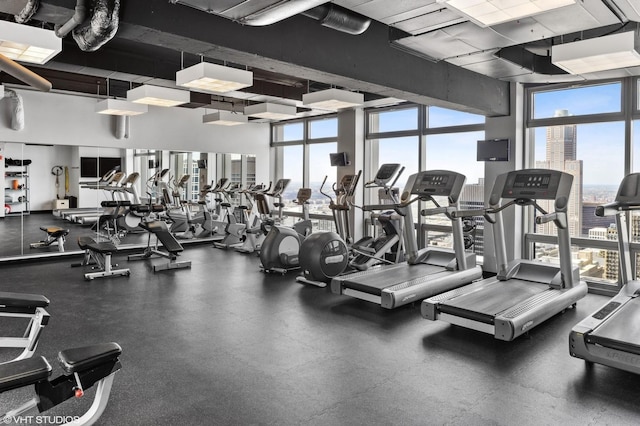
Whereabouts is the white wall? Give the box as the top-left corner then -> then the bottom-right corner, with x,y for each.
4,144 -> 75,211
0,88 -> 271,187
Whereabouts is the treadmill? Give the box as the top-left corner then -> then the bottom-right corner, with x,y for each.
330,170 -> 483,309
570,173 -> 640,373
422,168 -> 588,341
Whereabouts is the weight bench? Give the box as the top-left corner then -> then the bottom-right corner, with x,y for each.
1,342 -> 122,425
128,220 -> 191,272
75,236 -> 130,281
0,292 -> 50,363
29,226 -> 70,252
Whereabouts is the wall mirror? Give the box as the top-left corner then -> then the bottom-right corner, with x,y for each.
0,142 -> 256,262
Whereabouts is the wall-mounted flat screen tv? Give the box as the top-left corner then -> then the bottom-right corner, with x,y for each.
330,152 -> 348,167
80,157 -> 122,177
477,139 -> 510,162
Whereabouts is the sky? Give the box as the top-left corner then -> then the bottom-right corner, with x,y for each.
532,82 -> 627,186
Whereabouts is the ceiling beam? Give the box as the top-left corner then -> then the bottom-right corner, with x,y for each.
38,0 -> 510,116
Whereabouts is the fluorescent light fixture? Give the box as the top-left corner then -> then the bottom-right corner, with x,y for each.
202,111 -> 248,126
0,20 -> 62,64
95,99 -> 148,116
552,32 -> 640,75
176,62 -> 253,93
244,103 -> 297,119
126,85 -> 190,107
302,88 -> 364,110
437,0 -> 576,27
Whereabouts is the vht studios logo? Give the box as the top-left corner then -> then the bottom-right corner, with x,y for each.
2,416 -> 81,424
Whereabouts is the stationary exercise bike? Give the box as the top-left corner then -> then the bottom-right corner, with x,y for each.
259,187 -> 313,274
297,164 -> 405,287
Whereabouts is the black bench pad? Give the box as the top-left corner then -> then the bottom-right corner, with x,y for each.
77,237 -> 117,254
0,356 -> 52,393
140,221 -> 184,253
58,342 -> 122,375
39,226 -> 70,237
0,291 -> 50,309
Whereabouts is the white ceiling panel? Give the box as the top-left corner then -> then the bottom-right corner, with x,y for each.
391,8 -> 466,35
394,30 -> 480,61
440,22 -> 515,52
525,3 -> 613,35
334,0 -> 436,22
445,50 -> 498,67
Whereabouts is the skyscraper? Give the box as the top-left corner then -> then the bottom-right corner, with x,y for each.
536,109 -> 583,237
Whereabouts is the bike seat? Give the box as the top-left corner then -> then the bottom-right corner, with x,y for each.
58,342 -> 122,375
0,356 -> 52,393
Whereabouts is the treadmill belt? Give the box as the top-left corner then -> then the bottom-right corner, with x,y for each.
439,279 -> 548,319
588,298 -> 640,356
342,264 -> 445,296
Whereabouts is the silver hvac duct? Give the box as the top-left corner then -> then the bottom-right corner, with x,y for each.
0,53 -> 52,92
114,115 -> 129,139
72,0 -> 120,52
14,0 -> 39,24
56,0 -> 88,38
302,3 -> 371,35
3,89 -> 25,131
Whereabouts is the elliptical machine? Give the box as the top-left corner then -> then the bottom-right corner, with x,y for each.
259,187 -> 313,274
297,164 -> 405,287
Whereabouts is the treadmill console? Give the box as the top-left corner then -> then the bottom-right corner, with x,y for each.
499,169 -> 572,201
408,170 -> 466,199
614,173 -> 640,203
374,163 -> 402,184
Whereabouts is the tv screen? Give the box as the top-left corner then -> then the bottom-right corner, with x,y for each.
477,139 -> 510,162
197,159 -> 207,169
330,152 -> 348,167
98,157 -> 122,177
80,157 -> 98,178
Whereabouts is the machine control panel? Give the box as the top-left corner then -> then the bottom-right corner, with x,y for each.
500,169 -> 572,201
408,170 -> 465,198
375,163 -> 402,183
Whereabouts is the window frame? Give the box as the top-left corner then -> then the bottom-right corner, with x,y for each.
525,77 -> 640,295
365,103 -> 486,253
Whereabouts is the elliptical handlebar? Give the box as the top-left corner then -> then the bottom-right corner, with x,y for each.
319,176 -> 332,201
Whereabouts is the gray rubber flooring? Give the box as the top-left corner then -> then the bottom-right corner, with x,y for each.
0,245 -> 639,425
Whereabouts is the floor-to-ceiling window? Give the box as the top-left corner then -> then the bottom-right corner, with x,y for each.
272,116 -> 338,230
526,79 -> 635,294
366,104 -> 485,254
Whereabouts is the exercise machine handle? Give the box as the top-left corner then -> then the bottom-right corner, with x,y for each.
420,206 -> 456,217
451,209 -> 486,219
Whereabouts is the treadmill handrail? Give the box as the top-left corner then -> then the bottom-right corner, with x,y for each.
596,201 -> 640,217
535,211 -> 568,230
361,195 -> 423,212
